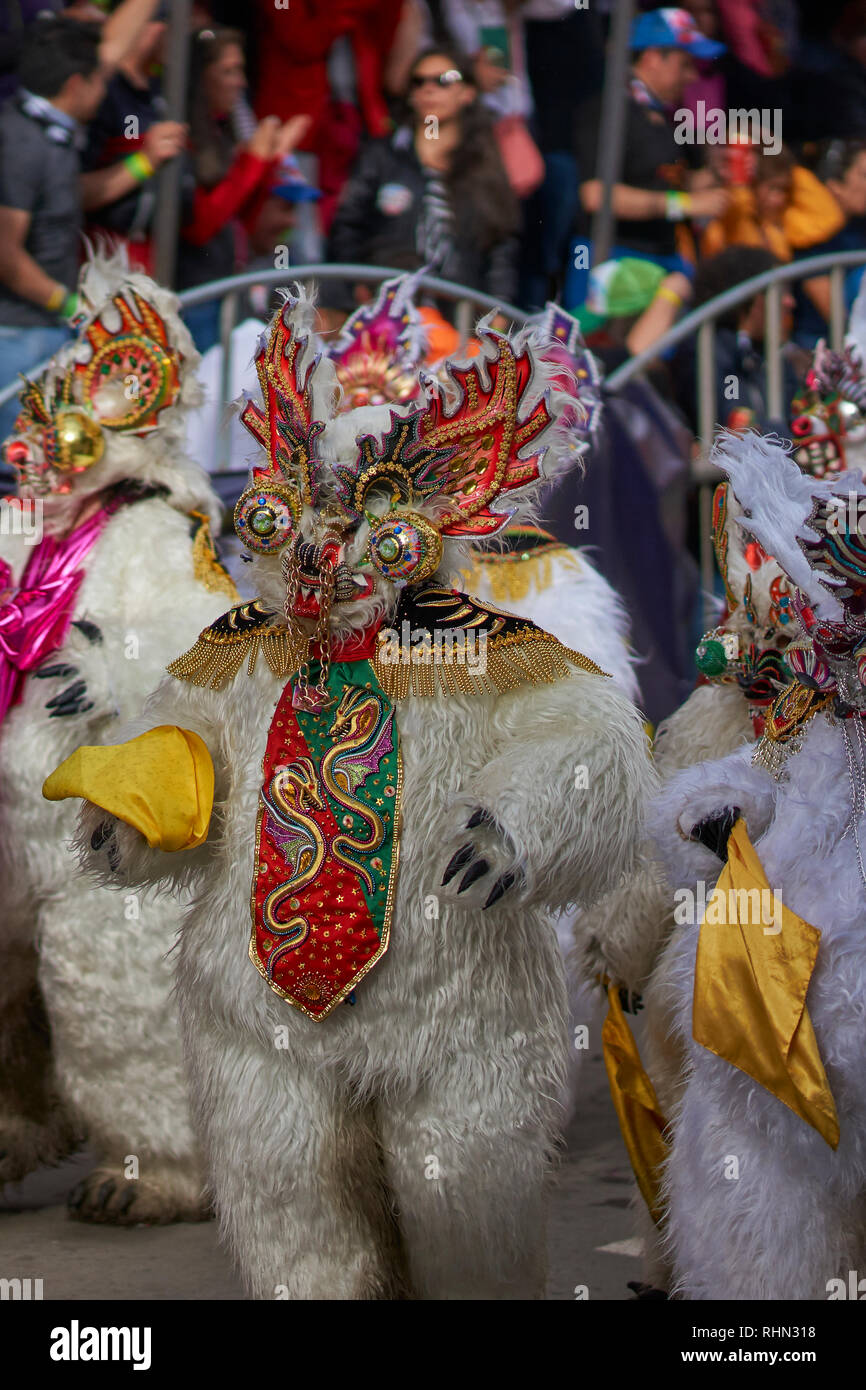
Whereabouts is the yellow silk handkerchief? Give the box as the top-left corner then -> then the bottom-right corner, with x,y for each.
602,982 -> 669,1225
43,725 -> 214,852
693,817 -> 839,1149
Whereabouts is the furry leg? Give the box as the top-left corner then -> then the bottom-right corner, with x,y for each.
185,1025 -> 403,1300
37,893 -> 207,1224
666,1054 -> 866,1300
378,1063 -> 558,1300
0,939 -> 80,1182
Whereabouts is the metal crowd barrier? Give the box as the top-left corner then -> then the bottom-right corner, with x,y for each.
0,264 -> 528,479
606,248 -> 866,619
4,254 -> 866,623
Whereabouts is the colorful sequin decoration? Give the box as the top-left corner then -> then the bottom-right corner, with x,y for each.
366,511 -> 442,585
234,483 -> 302,553
250,658 -> 401,1020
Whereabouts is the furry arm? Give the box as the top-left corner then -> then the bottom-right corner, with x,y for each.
447,668 -> 658,914
569,683 -> 756,996
648,742 -> 777,892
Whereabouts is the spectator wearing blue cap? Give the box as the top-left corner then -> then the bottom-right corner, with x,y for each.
565,6 -> 730,311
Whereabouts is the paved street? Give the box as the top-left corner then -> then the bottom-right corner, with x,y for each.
0,1049 -> 641,1302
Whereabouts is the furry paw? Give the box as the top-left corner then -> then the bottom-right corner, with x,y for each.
45,677 -> 95,719
34,654 -> 95,719
0,1110 -> 81,1185
67,1160 -> 212,1226
440,806 -> 524,909
687,806 -> 740,860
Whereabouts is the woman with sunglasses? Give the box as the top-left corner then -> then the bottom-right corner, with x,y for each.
327,45 -> 519,316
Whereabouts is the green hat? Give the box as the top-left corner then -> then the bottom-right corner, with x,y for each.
578,257 -> 667,326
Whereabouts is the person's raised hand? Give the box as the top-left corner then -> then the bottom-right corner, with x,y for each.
689,186 -> 731,220
473,50 -> 509,92
272,114 -> 312,160
246,116 -> 281,161
142,121 -> 187,168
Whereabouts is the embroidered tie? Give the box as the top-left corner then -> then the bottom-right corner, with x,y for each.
250,647 -> 401,1020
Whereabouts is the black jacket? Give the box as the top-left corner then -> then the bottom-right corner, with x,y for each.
327,127 -> 518,304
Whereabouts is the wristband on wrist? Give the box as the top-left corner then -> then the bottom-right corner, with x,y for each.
664,190 -> 691,221
124,150 -> 155,183
45,284 -> 66,314
60,292 -> 79,322
656,284 -> 684,308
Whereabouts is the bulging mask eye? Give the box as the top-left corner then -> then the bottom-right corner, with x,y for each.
47,409 -> 105,473
234,483 -> 302,552
366,510 -> 442,585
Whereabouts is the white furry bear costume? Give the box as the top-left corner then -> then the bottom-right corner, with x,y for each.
577,278 -> 866,1002
0,258 -> 236,1222
49,290 -> 655,1299
571,296 -> 866,1293
649,431 -> 866,1299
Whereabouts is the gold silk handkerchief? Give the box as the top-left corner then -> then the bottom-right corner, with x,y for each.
43,724 -> 214,852
693,817 -> 839,1149
602,982 -> 669,1225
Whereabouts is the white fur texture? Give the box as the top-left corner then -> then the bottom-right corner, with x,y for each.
74,650 -> 655,1298
467,547 -> 640,703
0,254 -> 229,1213
0,497 -> 229,1205
648,716 -> 866,1298
572,679 -> 759,1292
464,541 -> 641,1117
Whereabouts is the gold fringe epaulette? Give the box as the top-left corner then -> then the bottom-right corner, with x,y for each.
167,587 -> 608,698
371,585 -> 607,699
167,600 -> 305,690
752,680 -> 835,779
371,626 -> 603,699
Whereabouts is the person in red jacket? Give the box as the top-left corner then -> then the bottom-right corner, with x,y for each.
252,1 -> 404,233
179,26 -> 309,352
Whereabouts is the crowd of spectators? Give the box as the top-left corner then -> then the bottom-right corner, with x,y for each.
2,0 -> 866,445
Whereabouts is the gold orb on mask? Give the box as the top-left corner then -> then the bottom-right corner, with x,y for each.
50,409 -> 105,473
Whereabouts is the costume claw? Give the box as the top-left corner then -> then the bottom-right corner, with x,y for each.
94,1178 -> 116,1213
67,1179 -> 86,1211
90,821 -> 113,851
465,807 -> 494,830
458,858 -> 489,893
71,618 -> 102,644
45,679 -> 87,710
116,1186 -> 137,1216
442,843 -> 474,885
483,870 -> 517,908
33,663 -> 78,680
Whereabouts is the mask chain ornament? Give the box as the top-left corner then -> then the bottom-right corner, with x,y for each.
841,712 -> 866,893
282,542 -> 337,713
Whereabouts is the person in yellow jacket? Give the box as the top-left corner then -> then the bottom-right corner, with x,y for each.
701,146 -> 845,262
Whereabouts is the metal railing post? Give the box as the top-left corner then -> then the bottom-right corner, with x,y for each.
216,291 -> 239,475
764,281 -> 783,425
590,0 -> 636,267
153,0 -> 192,289
696,320 -> 718,630
455,297 -> 474,346
830,265 -> 846,351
